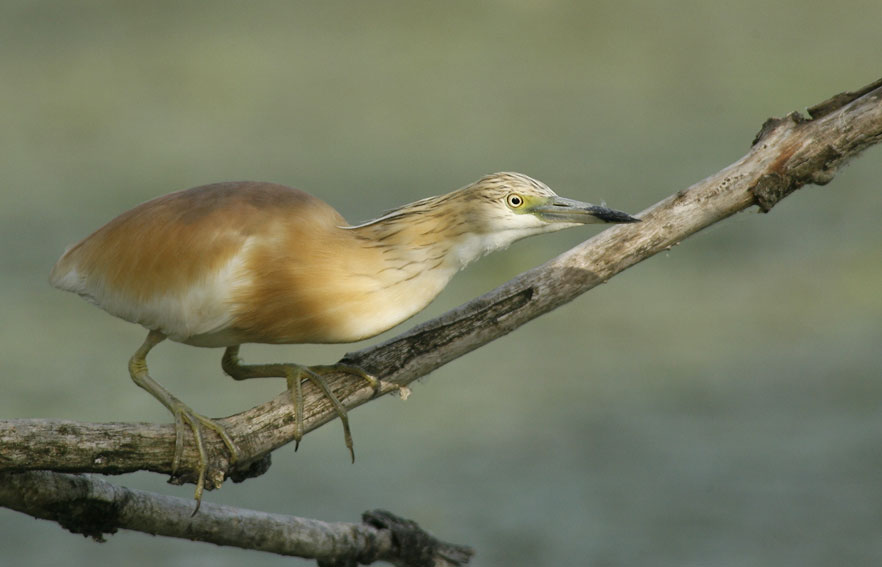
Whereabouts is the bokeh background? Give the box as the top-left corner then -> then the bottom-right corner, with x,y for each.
2,1 -> 880,565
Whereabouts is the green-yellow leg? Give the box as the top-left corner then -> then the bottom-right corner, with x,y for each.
221,345 -> 378,461
129,330 -> 240,510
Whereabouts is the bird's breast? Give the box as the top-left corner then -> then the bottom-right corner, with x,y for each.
222,239 -> 458,345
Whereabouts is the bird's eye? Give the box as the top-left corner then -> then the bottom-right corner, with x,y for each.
506,194 -> 524,208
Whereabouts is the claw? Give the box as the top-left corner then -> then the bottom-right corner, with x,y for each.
167,404 -> 240,512
299,364 -> 379,462
286,364 -> 376,461
285,366 -> 305,452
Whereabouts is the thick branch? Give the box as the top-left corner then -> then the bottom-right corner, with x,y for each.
1,77 -> 880,561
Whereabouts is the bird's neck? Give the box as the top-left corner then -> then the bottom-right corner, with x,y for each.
321,195 -> 524,341
348,196 -> 504,276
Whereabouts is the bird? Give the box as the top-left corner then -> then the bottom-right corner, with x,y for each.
50,171 -> 640,505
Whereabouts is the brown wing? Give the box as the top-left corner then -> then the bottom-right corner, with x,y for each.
50,181 -> 348,343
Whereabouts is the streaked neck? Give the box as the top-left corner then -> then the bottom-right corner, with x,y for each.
346,193 -> 498,276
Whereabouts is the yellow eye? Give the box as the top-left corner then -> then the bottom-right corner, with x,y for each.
506,194 -> 524,208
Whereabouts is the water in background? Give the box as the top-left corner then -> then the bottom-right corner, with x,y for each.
2,2 -> 881,565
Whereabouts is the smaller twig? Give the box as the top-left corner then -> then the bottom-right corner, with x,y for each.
0,470 -> 472,567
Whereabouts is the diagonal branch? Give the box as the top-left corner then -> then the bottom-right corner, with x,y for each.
1,77 -> 881,563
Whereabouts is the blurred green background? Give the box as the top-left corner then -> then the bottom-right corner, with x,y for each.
2,1 -> 881,565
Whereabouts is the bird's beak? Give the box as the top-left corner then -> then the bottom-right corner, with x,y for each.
530,196 -> 641,224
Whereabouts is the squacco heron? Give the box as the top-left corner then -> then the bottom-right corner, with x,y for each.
50,172 -> 639,504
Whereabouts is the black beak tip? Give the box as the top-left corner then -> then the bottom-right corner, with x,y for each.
584,204 -> 641,224
599,209 -> 641,224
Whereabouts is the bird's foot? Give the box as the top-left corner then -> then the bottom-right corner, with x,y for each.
221,348 -> 382,465
168,403 -> 240,514
285,364 -> 379,462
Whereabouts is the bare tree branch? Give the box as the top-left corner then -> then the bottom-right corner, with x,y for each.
1,78 -> 880,563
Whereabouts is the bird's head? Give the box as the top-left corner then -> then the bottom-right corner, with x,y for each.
452,171 -> 639,237
427,172 -> 640,267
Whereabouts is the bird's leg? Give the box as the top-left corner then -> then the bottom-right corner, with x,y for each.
129,330 -> 240,510
221,346 -> 379,460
